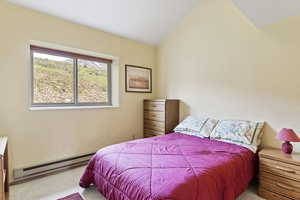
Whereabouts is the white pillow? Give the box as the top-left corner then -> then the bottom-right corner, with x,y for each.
210,120 -> 265,152
174,116 -> 218,138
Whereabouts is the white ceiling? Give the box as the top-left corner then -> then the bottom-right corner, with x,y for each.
231,0 -> 300,26
7,0 -> 199,45
7,0 -> 300,45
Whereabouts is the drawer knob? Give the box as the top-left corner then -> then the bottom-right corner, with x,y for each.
276,183 -> 295,191
275,166 -> 296,174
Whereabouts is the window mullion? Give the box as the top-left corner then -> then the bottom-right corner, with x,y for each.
73,58 -> 78,105
108,63 -> 112,105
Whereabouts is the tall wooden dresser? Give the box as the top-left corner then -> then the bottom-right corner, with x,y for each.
143,99 -> 179,138
258,148 -> 300,200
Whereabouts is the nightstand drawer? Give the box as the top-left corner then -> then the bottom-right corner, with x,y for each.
259,188 -> 291,200
260,171 -> 300,199
144,120 -> 165,132
144,111 -> 165,121
260,158 -> 300,182
144,101 -> 165,111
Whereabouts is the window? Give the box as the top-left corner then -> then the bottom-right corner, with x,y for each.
30,45 -> 112,108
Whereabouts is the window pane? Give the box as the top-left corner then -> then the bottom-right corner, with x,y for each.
33,52 -> 74,104
78,59 -> 108,103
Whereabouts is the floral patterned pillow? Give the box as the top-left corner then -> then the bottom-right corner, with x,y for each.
210,120 -> 264,152
174,116 -> 218,138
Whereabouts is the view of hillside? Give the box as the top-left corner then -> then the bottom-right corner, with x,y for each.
33,54 -> 108,104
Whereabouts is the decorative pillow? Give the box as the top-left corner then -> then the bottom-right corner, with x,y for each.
210,120 -> 264,152
200,118 -> 219,137
174,116 -> 218,138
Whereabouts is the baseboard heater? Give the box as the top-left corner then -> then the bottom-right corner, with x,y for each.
13,152 -> 95,183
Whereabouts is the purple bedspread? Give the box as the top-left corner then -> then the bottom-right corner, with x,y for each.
80,133 -> 256,200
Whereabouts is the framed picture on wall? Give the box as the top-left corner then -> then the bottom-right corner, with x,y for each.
125,65 -> 152,93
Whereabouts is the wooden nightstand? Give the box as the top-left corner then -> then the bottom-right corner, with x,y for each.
258,148 -> 300,200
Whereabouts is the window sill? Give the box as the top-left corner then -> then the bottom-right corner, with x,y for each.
29,105 -> 119,111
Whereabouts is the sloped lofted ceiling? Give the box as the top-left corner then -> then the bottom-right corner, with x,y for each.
6,0 -> 300,45
231,0 -> 300,26
6,0 -> 200,45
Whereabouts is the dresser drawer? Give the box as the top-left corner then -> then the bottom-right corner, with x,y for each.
144,120 -> 165,132
144,129 -> 164,136
260,158 -> 300,182
144,101 -> 165,111
259,188 -> 291,200
144,134 -> 156,138
144,111 -> 165,121
260,171 -> 300,199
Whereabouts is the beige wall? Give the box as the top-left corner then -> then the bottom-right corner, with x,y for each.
0,1 -> 156,179
157,0 -> 300,152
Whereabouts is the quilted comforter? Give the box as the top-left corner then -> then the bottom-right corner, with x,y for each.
80,133 -> 256,200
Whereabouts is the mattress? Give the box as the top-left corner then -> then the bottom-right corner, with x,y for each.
80,133 -> 256,200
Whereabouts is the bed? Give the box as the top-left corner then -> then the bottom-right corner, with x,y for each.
80,132 -> 257,200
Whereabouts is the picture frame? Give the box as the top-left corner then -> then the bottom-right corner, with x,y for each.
125,65 -> 152,93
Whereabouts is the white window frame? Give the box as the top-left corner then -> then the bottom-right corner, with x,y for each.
29,41 -> 119,111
